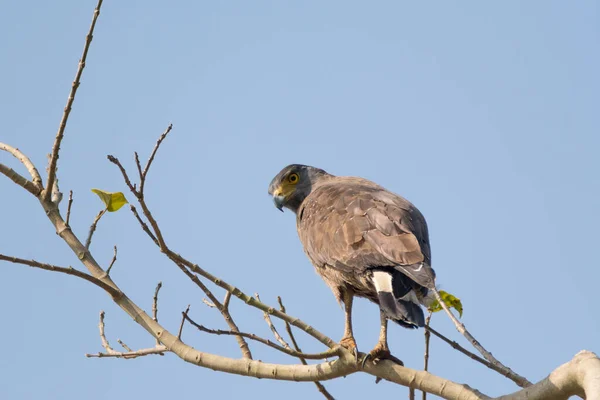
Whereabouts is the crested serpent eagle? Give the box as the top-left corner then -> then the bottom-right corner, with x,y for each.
268,164 -> 436,363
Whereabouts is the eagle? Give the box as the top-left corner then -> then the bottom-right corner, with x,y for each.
268,164 -> 436,363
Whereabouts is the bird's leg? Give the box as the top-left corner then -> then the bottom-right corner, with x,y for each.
338,289 -> 359,362
363,310 -> 403,367
370,310 -> 391,360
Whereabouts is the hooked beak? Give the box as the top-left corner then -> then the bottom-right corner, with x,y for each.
273,194 -> 285,212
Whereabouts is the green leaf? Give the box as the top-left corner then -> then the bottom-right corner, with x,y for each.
428,290 -> 463,317
91,189 -> 128,212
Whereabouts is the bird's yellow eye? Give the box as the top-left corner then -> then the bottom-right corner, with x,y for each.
288,173 -> 299,184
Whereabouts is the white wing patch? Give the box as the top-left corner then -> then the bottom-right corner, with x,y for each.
372,271 -> 393,293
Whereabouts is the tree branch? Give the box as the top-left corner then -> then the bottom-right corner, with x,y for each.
65,190 -> 74,226
85,208 -> 106,249
85,311 -> 167,359
0,142 -> 43,188
256,293 -> 291,350
44,0 -> 103,202
106,245 -> 117,276
0,142 -> 43,196
423,312 -> 432,400
278,296 -> 335,400
185,313 -> 340,361
140,124 -> 172,195
497,350 -> 600,400
0,254 -> 120,297
430,287 -> 532,388
0,163 -> 41,196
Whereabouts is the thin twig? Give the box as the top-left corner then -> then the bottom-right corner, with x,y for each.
98,311 -> 115,353
134,151 -> 143,183
85,311 -> 166,359
425,326 -> 498,373
152,282 -> 163,346
178,305 -> 190,340
152,282 -> 162,322
202,298 -> 217,308
430,287 -> 532,388
109,127 -> 335,353
0,254 -> 119,297
117,339 -> 133,352
223,291 -> 232,309
171,260 -> 253,359
45,0 -> 103,202
278,297 -> 335,400
0,163 -> 41,196
129,205 -> 158,245
107,156 -> 137,195
65,190 -> 74,226
0,143 -> 43,190
423,311 -> 432,400
106,246 -> 117,275
256,293 -> 291,350
185,313 -> 339,361
409,387 -> 415,400
140,124 -> 172,195
85,209 -> 106,249
45,153 -> 62,204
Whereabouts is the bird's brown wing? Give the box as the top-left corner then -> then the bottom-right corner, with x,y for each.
297,177 -> 434,288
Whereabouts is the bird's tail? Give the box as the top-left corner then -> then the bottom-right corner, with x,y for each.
372,270 -> 428,328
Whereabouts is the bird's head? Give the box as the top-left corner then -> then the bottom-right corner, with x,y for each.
268,164 -> 330,214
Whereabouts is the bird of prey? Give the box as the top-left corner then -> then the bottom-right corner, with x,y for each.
268,164 -> 436,362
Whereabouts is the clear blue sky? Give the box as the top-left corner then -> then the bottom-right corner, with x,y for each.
1,1 -> 598,399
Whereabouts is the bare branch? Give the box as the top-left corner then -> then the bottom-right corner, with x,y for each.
44,0 -> 103,202
0,143 -> 43,196
256,293 -> 291,350
98,311 -> 115,353
0,254 -> 119,297
85,311 -> 166,359
223,291 -> 232,309
169,251 -> 336,349
129,205 -> 159,245
425,325 -> 500,374
152,281 -> 162,347
185,313 -> 339,361
85,208 -> 107,250
152,281 -> 162,322
497,350 -> 600,400
65,190 -> 74,226
423,311 -> 432,400
0,163 -> 41,196
106,245 -> 117,276
109,127 -> 336,354
140,124 -> 172,195
172,260 -> 253,359
178,305 -> 190,340
117,339 -> 133,352
0,142 -> 43,189
134,151 -> 143,183
431,287 -> 532,388
278,296 -> 335,400
107,155 -> 137,195
202,298 -> 217,308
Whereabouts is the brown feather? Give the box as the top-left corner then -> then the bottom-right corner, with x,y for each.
295,176 -> 434,301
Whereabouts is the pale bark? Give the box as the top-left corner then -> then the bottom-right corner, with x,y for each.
1,1 -> 599,398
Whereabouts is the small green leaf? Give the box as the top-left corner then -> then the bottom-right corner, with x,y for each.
91,189 -> 128,212
428,290 -> 463,317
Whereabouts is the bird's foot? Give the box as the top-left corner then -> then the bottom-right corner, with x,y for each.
362,343 -> 404,368
339,335 -> 360,363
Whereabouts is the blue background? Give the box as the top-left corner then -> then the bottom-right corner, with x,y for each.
1,1 -> 598,399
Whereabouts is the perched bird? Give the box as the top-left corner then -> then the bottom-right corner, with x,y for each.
268,164 -> 436,362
